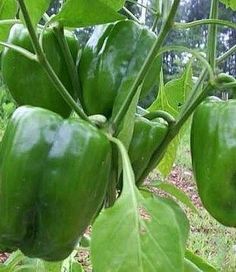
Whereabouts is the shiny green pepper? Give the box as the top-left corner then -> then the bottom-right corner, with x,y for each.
191,96 -> 236,227
129,115 -> 168,185
0,106 -> 112,261
78,20 -> 161,118
1,24 -> 79,118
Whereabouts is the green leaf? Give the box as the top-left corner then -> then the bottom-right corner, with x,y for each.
160,197 -> 189,246
158,136 -> 179,177
91,138 -> 188,272
100,0 -> 125,10
117,87 -> 141,150
184,259 -> 202,272
43,261 -> 63,272
219,0 -> 236,10
71,262 -> 84,272
51,0 -> 125,28
116,85 -> 141,186
149,66 -> 192,118
0,267 -> 6,272
140,188 -> 189,246
0,0 -> 17,51
152,182 -> 198,214
148,64 -> 193,176
20,0 -> 51,26
185,250 -> 217,272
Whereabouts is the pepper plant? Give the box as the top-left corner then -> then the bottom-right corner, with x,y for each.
0,0 -> 236,271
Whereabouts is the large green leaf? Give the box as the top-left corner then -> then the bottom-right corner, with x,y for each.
101,0 -> 125,10
148,64 -> 192,176
51,0 -> 125,28
219,0 -> 236,10
0,0 -> 17,51
91,138 -> 189,272
20,0 -> 51,26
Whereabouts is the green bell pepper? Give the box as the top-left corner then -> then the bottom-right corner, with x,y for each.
78,20 -> 161,118
0,106 -> 112,261
129,115 -> 168,185
1,24 -> 79,118
191,96 -> 236,227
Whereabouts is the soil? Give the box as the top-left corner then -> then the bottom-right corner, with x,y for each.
168,165 -> 202,208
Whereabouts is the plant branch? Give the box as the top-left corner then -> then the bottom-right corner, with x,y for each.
112,0 -> 181,131
151,14 -> 161,32
218,82 -> 236,89
174,19 -> 236,30
0,41 -> 37,61
207,0 -> 219,72
0,19 -> 21,26
17,0 -> 91,123
217,45 -> 236,64
122,7 -> 141,23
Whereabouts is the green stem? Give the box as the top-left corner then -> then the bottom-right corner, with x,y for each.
17,0 -> 91,123
144,110 -> 176,125
112,0 -> 181,130
0,41 -> 36,61
138,82 -> 213,184
151,14 -> 161,32
0,19 -> 21,25
174,19 -> 236,30
218,82 -> 236,89
217,45 -> 236,64
42,13 -> 50,22
122,7 -> 141,23
207,0 -> 219,72
39,18 -> 53,47
53,25 -> 83,105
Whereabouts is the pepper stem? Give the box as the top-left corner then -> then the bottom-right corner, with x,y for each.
52,24 -> 83,105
